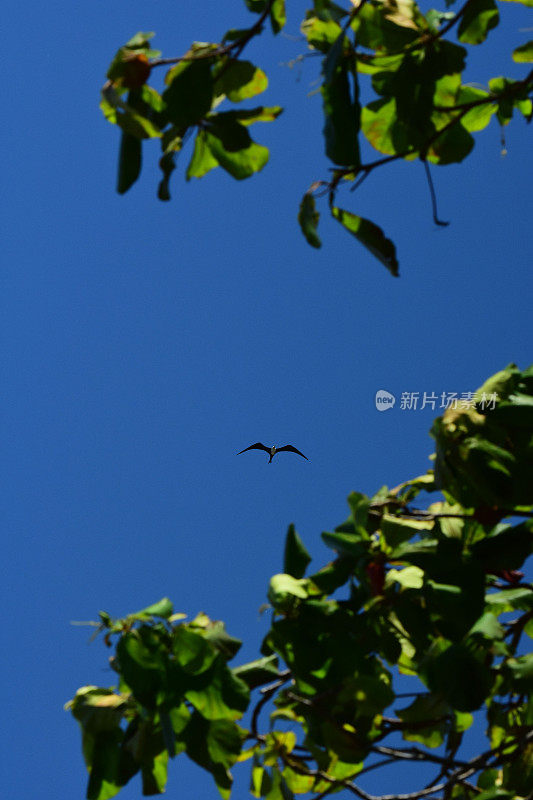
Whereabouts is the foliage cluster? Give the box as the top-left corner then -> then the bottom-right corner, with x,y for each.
67,364 -> 533,800
100,0 -> 533,274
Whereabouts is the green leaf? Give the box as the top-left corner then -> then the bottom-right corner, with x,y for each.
87,730 -> 124,800
205,116 -> 269,180
222,28 -> 251,43
321,530 -> 370,558
270,0 -> 287,34
488,77 -> 518,125
468,612 -> 504,641
298,193 -> 321,249
163,60 -> 214,129
385,566 -> 424,590
234,106 -> 283,125
184,658 -> 250,720
353,3 -> 419,52
513,40 -> 533,62
106,33 -> 160,83
117,133 -> 141,194
172,627 -> 219,674
322,63 -> 360,166
124,31 -> 156,50
471,522 -> 532,571
347,491 -> 372,536
423,640 -> 493,711
185,712 -> 244,799
498,0 -> 533,5
505,654 -> 533,691
199,620 -> 242,661
427,119 -> 474,164
187,129 -> 219,180
244,0 -> 268,12
268,574 -> 310,608
309,557 -> 356,594
381,516 -> 433,549
323,29 -> 348,85
397,695 -> 450,748
232,655 -> 280,689
455,87 -> 496,132
214,60 -> 268,101
301,17 -> 343,53
485,586 -> 533,612
283,524 -> 312,578
361,97 -> 412,156
134,597 -> 174,619
457,0 -> 499,44
141,748 -> 168,794
116,628 -> 169,709
331,207 -> 399,276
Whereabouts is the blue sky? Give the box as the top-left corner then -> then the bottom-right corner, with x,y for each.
2,1 -> 532,798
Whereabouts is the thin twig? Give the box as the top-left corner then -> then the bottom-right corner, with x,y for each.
423,160 -> 449,227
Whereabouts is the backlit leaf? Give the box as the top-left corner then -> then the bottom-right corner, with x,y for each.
187,129 -> 219,180
298,193 -> 321,249
270,0 -> 287,34
331,207 -> 399,276
214,60 -> 268,101
205,116 -> 269,179
512,40 -> 533,62
457,0 -> 499,44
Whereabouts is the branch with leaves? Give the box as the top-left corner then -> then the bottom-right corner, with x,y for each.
67,363 -> 533,800
98,0 -> 532,275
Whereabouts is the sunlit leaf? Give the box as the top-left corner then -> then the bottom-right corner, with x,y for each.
301,17 -> 343,52
268,574 -> 310,607
353,3 -> 419,51
232,106 -> 283,125
513,40 -> 533,62
205,116 -> 269,179
270,0 -> 287,34
185,658 -> 250,720
133,598 -> 174,619
214,60 -> 268,101
331,207 -> 399,276
457,0 -> 499,44
455,86 -> 496,132
187,129 -> 219,180
361,97 -> 412,155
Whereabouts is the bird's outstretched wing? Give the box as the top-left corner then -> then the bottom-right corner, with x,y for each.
237,442 -> 271,455
277,445 -> 309,460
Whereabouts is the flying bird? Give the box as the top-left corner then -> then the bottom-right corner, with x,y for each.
237,443 -> 309,463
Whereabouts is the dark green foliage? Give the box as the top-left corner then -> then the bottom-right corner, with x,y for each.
100,0 -> 533,274
68,365 -> 533,800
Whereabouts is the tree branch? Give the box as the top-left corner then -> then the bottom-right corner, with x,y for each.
149,0 -> 276,69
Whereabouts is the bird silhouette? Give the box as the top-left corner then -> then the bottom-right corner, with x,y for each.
237,443 -> 308,463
